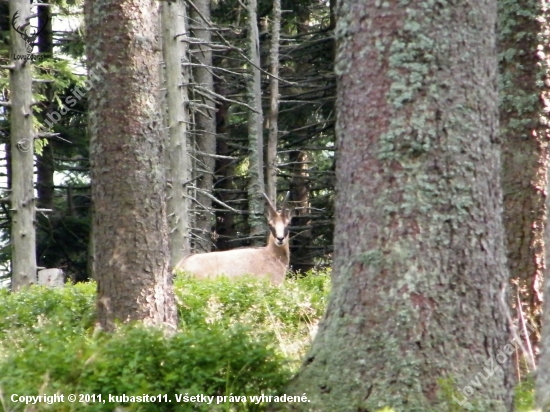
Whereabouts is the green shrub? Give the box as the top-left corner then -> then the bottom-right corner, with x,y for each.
174,270 -> 329,328
174,269 -> 330,364
0,282 -> 96,341
0,270 -> 331,412
0,324 -> 289,411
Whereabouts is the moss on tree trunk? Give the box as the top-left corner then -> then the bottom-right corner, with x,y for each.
283,1 -> 513,410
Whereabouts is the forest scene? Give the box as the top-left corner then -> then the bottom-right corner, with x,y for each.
0,0 -> 549,411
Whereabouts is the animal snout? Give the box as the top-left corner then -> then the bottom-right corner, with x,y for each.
276,237 -> 285,244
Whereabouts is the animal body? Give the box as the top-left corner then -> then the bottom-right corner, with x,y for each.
176,192 -> 292,284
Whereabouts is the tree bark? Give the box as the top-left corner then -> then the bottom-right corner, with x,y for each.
499,0 -> 549,357
289,150 -> 313,273
85,0 -> 177,331
190,0 -> 216,253
285,1 -> 512,410
9,0 -> 37,290
535,2 -> 550,397
213,82 -> 237,251
35,1 -> 55,272
246,0 -> 265,245
36,1 -> 54,212
161,0 -> 191,267
265,0 -> 281,203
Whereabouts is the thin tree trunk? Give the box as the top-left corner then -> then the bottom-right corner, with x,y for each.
535,1 -> 550,395
499,0 -> 549,356
35,0 -> 55,271
36,145 -> 54,210
190,0 -> 216,253
36,1 -> 54,212
214,82 -> 236,251
246,0 -> 265,245
85,0 -> 177,331
161,0 -> 191,267
9,0 -> 37,290
284,10 -> 315,272
285,1 -> 512,410
289,150 -> 313,272
265,0 -> 281,203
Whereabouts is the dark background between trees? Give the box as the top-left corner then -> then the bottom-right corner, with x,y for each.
0,0 -> 337,283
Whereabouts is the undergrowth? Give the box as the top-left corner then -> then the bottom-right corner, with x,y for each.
174,272 -> 329,366
0,270 -> 535,411
0,270 -> 331,411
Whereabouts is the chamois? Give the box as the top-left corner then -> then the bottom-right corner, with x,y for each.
176,192 -> 293,284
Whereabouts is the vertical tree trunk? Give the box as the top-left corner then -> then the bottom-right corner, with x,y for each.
289,150 -> 313,272
539,198 -> 550,411
499,0 -> 549,355
85,0 -> 177,331
265,0 -> 281,203
190,0 -> 216,253
36,145 -> 54,210
535,1 -> 550,396
286,1 -> 512,410
9,0 -> 37,290
161,0 -> 191,267
214,82 -> 236,251
36,1 -> 54,212
246,0 -> 265,245
35,0 -> 55,271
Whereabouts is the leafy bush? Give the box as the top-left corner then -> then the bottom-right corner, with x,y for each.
1,324 -> 289,411
174,270 -> 330,364
0,282 -> 96,342
0,270 -> 331,411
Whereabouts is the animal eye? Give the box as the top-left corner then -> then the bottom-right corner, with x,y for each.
269,226 -> 277,236
284,227 -> 289,237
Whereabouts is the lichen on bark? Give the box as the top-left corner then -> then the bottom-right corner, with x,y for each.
281,1 -> 512,410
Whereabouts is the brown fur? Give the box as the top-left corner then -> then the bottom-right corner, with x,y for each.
175,193 -> 292,284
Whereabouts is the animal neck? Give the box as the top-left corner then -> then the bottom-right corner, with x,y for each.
266,233 -> 290,265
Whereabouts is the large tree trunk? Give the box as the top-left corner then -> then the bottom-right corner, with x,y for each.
9,0 -> 37,290
286,1 -> 512,410
85,0 -> 177,331
190,0 -> 216,253
246,0 -> 265,246
161,0 -> 191,267
499,0 -> 549,357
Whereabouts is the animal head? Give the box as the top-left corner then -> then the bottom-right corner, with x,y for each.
263,192 -> 293,247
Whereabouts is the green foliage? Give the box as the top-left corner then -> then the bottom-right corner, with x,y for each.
514,375 -> 535,412
174,270 -> 331,365
437,378 -> 477,412
0,325 -> 289,411
435,377 -> 520,412
85,326 -> 289,410
0,271 -> 331,411
0,282 -> 95,341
